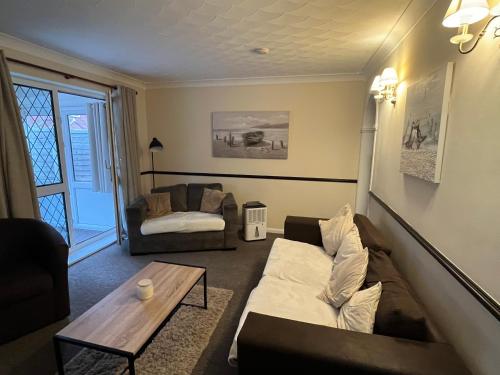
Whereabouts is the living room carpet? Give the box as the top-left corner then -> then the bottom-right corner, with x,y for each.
62,286 -> 233,375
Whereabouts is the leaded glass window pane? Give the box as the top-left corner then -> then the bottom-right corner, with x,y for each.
38,193 -> 70,245
14,84 -> 62,186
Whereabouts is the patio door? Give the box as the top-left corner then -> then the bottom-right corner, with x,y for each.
13,82 -> 73,245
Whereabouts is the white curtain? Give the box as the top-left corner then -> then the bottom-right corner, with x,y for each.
87,102 -> 112,193
112,86 -> 140,237
0,50 -> 40,219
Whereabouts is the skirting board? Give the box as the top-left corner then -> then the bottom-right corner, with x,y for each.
267,227 -> 284,235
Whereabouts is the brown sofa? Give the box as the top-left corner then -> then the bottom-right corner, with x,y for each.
0,218 -> 70,344
236,214 -> 471,375
126,183 -> 238,255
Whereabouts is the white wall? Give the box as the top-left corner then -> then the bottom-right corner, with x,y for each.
145,80 -> 366,228
366,2 -> 500,374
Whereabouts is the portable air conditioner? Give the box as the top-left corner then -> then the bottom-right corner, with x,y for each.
243,201 -> 267,241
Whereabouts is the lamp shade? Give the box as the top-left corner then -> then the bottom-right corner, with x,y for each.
370,75 -> 384,93
149,137 -> 164,152
442,0 -> 490,27
489,0 -> 500,15
380,68 -> 398,86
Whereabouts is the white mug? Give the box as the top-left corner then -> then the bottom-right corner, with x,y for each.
136,279 -> 154,300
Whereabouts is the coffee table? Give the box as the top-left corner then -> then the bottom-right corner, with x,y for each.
53,261 -> 207,375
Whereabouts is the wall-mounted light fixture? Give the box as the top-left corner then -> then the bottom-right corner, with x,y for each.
370,68 -> 399,104
443,0 -> 500,54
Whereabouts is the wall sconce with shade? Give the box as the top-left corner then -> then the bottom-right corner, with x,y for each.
442,0 -> 500,54
149,137 -> 164,188
370,68 -> 399,104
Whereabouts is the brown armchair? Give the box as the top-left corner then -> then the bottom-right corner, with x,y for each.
0,218 -> 70,344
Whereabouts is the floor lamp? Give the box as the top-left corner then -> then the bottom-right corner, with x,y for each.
149,137 -> 164,188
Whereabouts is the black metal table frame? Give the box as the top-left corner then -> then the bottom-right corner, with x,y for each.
53,261 -> 207,375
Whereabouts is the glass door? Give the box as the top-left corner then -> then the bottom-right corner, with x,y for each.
58,92 -> 116,248
13,82 -> 73,245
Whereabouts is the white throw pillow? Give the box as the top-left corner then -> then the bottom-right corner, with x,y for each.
337,282 -> 382,334
333,225 -> 364,267
319,247 -> 368,308
318,204 -> 354,256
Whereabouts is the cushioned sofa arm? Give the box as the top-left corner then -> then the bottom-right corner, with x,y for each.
222,193 -> 238,248
126,197 -> 147,236
0,218 -> 70,318
0,218 -> 67,268
222,193 -> 237,217
237,312 -> 471,375
284,216 -> 324,246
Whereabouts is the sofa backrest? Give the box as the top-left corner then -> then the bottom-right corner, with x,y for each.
353,214 -> 391,255
187,183 -> 223,211
151,184 -> 187,211
356,214 -> 444,343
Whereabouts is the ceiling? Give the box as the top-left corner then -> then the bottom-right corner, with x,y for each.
0,0 -> 413,82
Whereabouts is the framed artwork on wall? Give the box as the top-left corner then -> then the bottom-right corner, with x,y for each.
400,62 -> 454,183
212,111 -> 289,159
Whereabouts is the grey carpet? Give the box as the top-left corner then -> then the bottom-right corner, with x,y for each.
64,286 -> 233,375
0,233 -> 278,375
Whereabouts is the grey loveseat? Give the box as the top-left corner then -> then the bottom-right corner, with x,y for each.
126,183 -> 238,255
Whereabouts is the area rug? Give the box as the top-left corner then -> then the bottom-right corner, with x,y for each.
62,286 -> 233,375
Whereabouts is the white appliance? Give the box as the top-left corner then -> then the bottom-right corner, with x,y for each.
243,201 -> 267,241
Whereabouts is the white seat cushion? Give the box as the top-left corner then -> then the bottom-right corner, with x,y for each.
228,275 -> 338,366
263,238 -> 333,291
140,211 -> 225,235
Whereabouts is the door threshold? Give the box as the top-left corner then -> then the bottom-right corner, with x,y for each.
69,232 -> 116,266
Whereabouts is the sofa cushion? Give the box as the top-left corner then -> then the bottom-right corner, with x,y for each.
151,184 -> 187,212
365,249 -> 428,341
337,282 -> 382,334
332,225 -> 364,267
354,214 -> 391,255
263,238 -> 333,291
318,204 -> 354,256
144,192 -> 172,218
321,247 -> 368,308
140,211 -> 225,235
0,262 -> 53,308
200,188 -> 226,214
187,183 -> 223,211
228,275 -> 338,366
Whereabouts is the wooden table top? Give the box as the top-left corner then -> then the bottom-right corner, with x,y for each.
56,262 -> 205,355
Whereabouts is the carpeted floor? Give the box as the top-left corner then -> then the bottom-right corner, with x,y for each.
0,233 -> 279,375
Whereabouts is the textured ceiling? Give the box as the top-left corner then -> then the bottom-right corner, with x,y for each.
0,0 -> 411,82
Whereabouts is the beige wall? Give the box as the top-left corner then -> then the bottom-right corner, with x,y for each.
145,81 -> 365,228
368,1 -> 500,374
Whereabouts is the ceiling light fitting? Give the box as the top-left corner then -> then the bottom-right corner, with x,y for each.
370,67 -> 399,105
442,0 -> 500,54
252,47 -> 270,55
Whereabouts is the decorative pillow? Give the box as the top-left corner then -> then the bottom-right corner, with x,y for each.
333,225 -> 364,267
319,247 -> 368,308
318,204 -> 354,256
144,192 -> 172,218
151,184 -> 187,212
200,188 -> 226,214
337,282 -> 382,334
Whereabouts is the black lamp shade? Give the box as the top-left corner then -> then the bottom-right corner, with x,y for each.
149,137 -> 164,152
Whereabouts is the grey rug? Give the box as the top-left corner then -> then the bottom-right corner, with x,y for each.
62,286 -> 233,375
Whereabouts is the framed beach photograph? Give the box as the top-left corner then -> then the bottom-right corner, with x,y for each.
400,62 -> 454,183
212,111 -> 289,159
